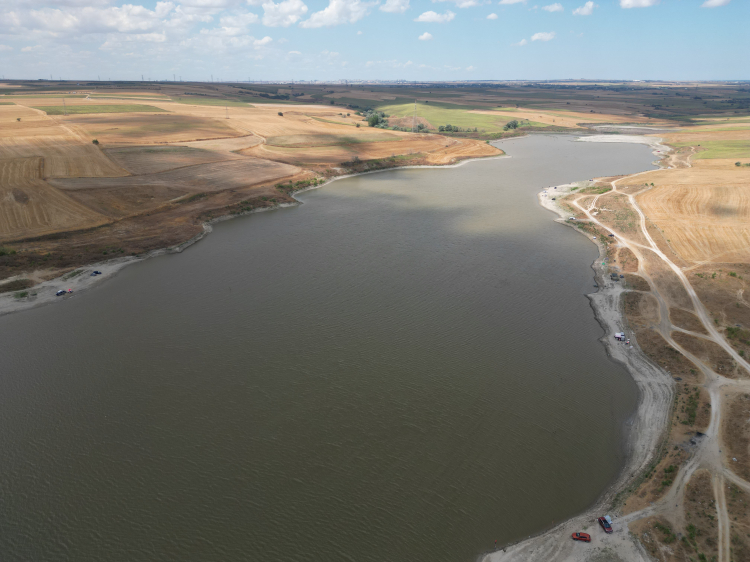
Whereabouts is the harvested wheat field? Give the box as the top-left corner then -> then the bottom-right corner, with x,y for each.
61,113 -> 243,144
105,145 -> 245,175
0,157 -> 107,239
637,159 -> 750,265
0,93 -> 499,282
50,158 -> 300,193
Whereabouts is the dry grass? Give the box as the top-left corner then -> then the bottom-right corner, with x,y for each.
637,159 -> 750,266
670,308 -> 707,334
672,331 -> 746,379
105,145 -> 244,175
684,469 -> 719,561
50,158 -> 300,194
629,517 -> 687,562
0,157 -> 108,240
723,394 -> 750,482
63,113 -> 241,144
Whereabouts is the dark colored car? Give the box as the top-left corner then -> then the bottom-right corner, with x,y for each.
56,290 -> 67,296
572,532 -> 591,542
598,517 -> 613,534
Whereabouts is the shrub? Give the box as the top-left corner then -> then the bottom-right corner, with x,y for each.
278,112 -> 283,117
92,139 -> 99,145
356,123 -> 360,128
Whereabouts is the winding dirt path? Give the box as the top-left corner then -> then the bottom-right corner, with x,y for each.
485,142 -> 748,561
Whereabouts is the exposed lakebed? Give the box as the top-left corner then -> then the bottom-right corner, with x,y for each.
0,135 -> 656,561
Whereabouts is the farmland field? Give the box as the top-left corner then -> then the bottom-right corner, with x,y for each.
36,104 -> 166,115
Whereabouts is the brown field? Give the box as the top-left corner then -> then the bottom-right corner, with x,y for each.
0,87 -> 501,282
50,158 -> 299,194
62,113 -> 243,144
0,157 -> 107,239
104,146 -> 244,175
637,160 -> 750,265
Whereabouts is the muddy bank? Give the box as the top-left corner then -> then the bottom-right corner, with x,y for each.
0,153 -> 508,318
480,138 -> 675,562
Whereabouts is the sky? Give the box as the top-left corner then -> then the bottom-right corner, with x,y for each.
0,0 -> 747,82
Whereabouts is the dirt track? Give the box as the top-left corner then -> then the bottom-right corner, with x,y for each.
485,137 -> 750,562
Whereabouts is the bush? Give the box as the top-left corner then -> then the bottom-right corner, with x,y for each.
356,123 -> 360,128
503,120 -> 519,131
367,114 -> 381,127
92,139 -> 99,145
278,112 -> 283,117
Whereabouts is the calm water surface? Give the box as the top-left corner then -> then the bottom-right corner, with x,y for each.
0,136 -> 655,561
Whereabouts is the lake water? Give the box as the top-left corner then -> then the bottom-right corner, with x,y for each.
0,135 -> 655,561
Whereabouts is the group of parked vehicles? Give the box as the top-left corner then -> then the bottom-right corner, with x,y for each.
571,516 -> 613,543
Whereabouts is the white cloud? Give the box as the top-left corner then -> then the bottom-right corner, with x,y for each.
21,45 -> 42,52
573,1 -> 595,15
380,0 -> 409,13
418,31 -> 432,40
300,0 -> 375,27
531,31 -> 555,41
619,0 -> 658,7
466,65 -> 474,70
357,30 -> 362,33
432,0 -> 485,8
542,3 -> 563,11
498,0 -> 525,4
262,0 -> 307,26
512,38 -> 527,46
486,12 -> 498,18
701,0 -> 730,6
219,10 -> 259,29
414,9 -> 455,21
253,35 -> 272,45
288,49 -> 301,53
0,44 -> 13,51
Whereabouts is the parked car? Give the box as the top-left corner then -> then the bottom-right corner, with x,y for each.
56,290 -> 67,296
572,532 -> 591,542
598,517 -> 613,534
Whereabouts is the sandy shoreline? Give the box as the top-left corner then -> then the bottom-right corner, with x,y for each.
479,135 -> 675,561
0,153 -> 509,318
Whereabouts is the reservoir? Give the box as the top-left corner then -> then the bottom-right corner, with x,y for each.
0,135 -> 655,561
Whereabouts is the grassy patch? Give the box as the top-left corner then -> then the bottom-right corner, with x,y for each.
0,101 -> 15,105
377,102 -> 512,133
675,140 -> 750,159
0,278 -> 34,294
35,104 -> 167,115
171,97 -> 254,107
266,133 -> 401,148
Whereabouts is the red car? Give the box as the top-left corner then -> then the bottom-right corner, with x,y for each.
572,532 -> 591,542
598,517 -> 613,534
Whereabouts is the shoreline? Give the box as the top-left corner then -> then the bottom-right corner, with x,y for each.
1,132 -> 675,559
0,152 -> 509,318
480,135 -> 675,561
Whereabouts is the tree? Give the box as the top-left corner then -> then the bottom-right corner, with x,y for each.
278,112 -> 283,116
504,120 -> 519,131
92,139 -> 99,145
367,114 -> 381,127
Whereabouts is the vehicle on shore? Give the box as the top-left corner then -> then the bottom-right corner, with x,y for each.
598,516 -> 613,534
571,532 -> 591,542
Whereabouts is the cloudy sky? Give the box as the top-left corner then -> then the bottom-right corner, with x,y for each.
0,0 -> 746,81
